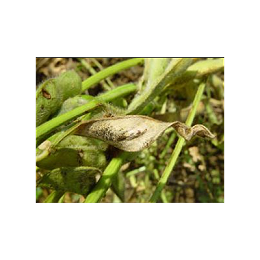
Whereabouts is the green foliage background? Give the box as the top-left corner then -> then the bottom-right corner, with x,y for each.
36,58 -> 224,203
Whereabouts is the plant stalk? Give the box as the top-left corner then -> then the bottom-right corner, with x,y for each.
149,82 -> 206,203
84,153 -> 126,203
81,58 -> 144,91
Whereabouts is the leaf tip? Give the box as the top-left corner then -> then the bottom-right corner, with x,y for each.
171,122 -> 215,141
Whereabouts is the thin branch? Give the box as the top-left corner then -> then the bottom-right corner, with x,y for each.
149,82 -> 206,203
79,58 -> 111,91
81,58 -> 144,92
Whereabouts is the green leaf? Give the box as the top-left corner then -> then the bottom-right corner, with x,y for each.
127,58 -> 196,114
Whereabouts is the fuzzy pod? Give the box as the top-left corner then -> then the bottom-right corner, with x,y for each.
56,96 -> 91,116
36,70 -> 82,126
38,166 -> 100,196
55,70 -> 82,102
36,79 -> 63,126
37,135 -> 108,170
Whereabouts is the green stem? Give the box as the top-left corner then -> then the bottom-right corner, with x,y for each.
149,82 -> 206,203
81,58 -> 144,92
90,58 -> 115,89
36,83 -> 137,145
43,190 -> 64,203
161,190 -> 168,203
36,99 -> 101,144
159,132 -> 176,159
185,83 -> 206,127
84,153 -> 126,203
97,83 -> 136,101
79,58 -> 111,91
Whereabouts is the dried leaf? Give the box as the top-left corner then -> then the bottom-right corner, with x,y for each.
74,115 -> 215,152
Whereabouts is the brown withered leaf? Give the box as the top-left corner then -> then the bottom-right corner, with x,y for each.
74,115 -> 215,152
